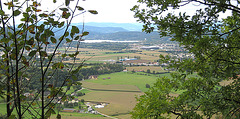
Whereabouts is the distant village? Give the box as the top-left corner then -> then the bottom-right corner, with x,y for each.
131,43 -> 185,51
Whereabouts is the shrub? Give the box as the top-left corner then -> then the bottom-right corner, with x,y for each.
146,84 -> 150,88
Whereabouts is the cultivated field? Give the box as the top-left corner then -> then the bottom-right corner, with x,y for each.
126,66 -> 165,73
80,72 -> 171,119
84,72 -> 170,92
65,48 -> 168,63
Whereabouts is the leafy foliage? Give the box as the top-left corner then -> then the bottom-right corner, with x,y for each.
131,0 -> 240,118
0,0 -> 97,118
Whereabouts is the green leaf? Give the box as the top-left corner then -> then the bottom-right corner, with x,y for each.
66,38 -> 72,43
59,7 -> 69,11
53,0 -> 56,3
71,26 -> 79,34
77,6 -> 84,11
65,31 -> 69,37
27,37 -> 34,45
26,7 -> 31,12
71,26 -> 79,38
0,10 -> 5,16
40,51 -> 48,57
50,37 -> 57,43
58,21 -> 65,28
28,50 -> 37,57
88,10 -> 98,14
1,38 -> 10,43
81,31 -> 89,36
65,12 -> 71,19
13,10 -> 21,16
65,0 -> 70,6
74,36 -> 80,40
17,23 -> 24,28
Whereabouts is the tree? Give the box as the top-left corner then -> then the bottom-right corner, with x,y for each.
145,84 -> 150,88
131,0 -> 240,118
146,69 -> 151,73
0,0 -> 97,118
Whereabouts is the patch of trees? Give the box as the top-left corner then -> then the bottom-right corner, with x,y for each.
25,63 -> 124,90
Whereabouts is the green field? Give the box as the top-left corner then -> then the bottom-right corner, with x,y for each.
84,72 -> 170,92
0,72 -> 170,119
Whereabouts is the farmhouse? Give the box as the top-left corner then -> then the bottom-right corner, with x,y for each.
119,58 -> 138,61
95,104 -> 104,108
88,75 -> 98,79
140,46 -> 160,50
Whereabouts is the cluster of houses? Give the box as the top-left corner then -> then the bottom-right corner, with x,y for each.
117,58 -> 159,66
136,43 -> 185,51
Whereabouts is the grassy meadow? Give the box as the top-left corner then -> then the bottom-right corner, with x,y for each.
83,72 -> 170,92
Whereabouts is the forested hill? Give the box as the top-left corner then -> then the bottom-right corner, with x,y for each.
54,22 -> 172,43
75,25 -> 128,33
85,31 -> 170,42
72,22 -> 143,31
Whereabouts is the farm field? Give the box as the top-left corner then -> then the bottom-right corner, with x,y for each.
126,66 -> 165,73
83,72 -> 170,92
66,48 -> 168,63
80,72 -> 171,119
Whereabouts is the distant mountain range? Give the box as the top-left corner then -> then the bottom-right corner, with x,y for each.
74,25 -> 128,33
72,22 -> 143,32
54,22 -> 171,43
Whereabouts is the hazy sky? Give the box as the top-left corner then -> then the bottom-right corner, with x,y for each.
41,0 -> 139,23
78,0 -> 139,23
6,0 -> 231,24
55,0 -> 230,23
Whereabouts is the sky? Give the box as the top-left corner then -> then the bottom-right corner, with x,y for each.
41,0 -> 139,23
3,0 -> 232,24
40,0 -> 231,23
78,0 -> 139,23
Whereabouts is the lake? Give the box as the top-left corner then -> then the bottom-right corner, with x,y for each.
80,40 -> 139,43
